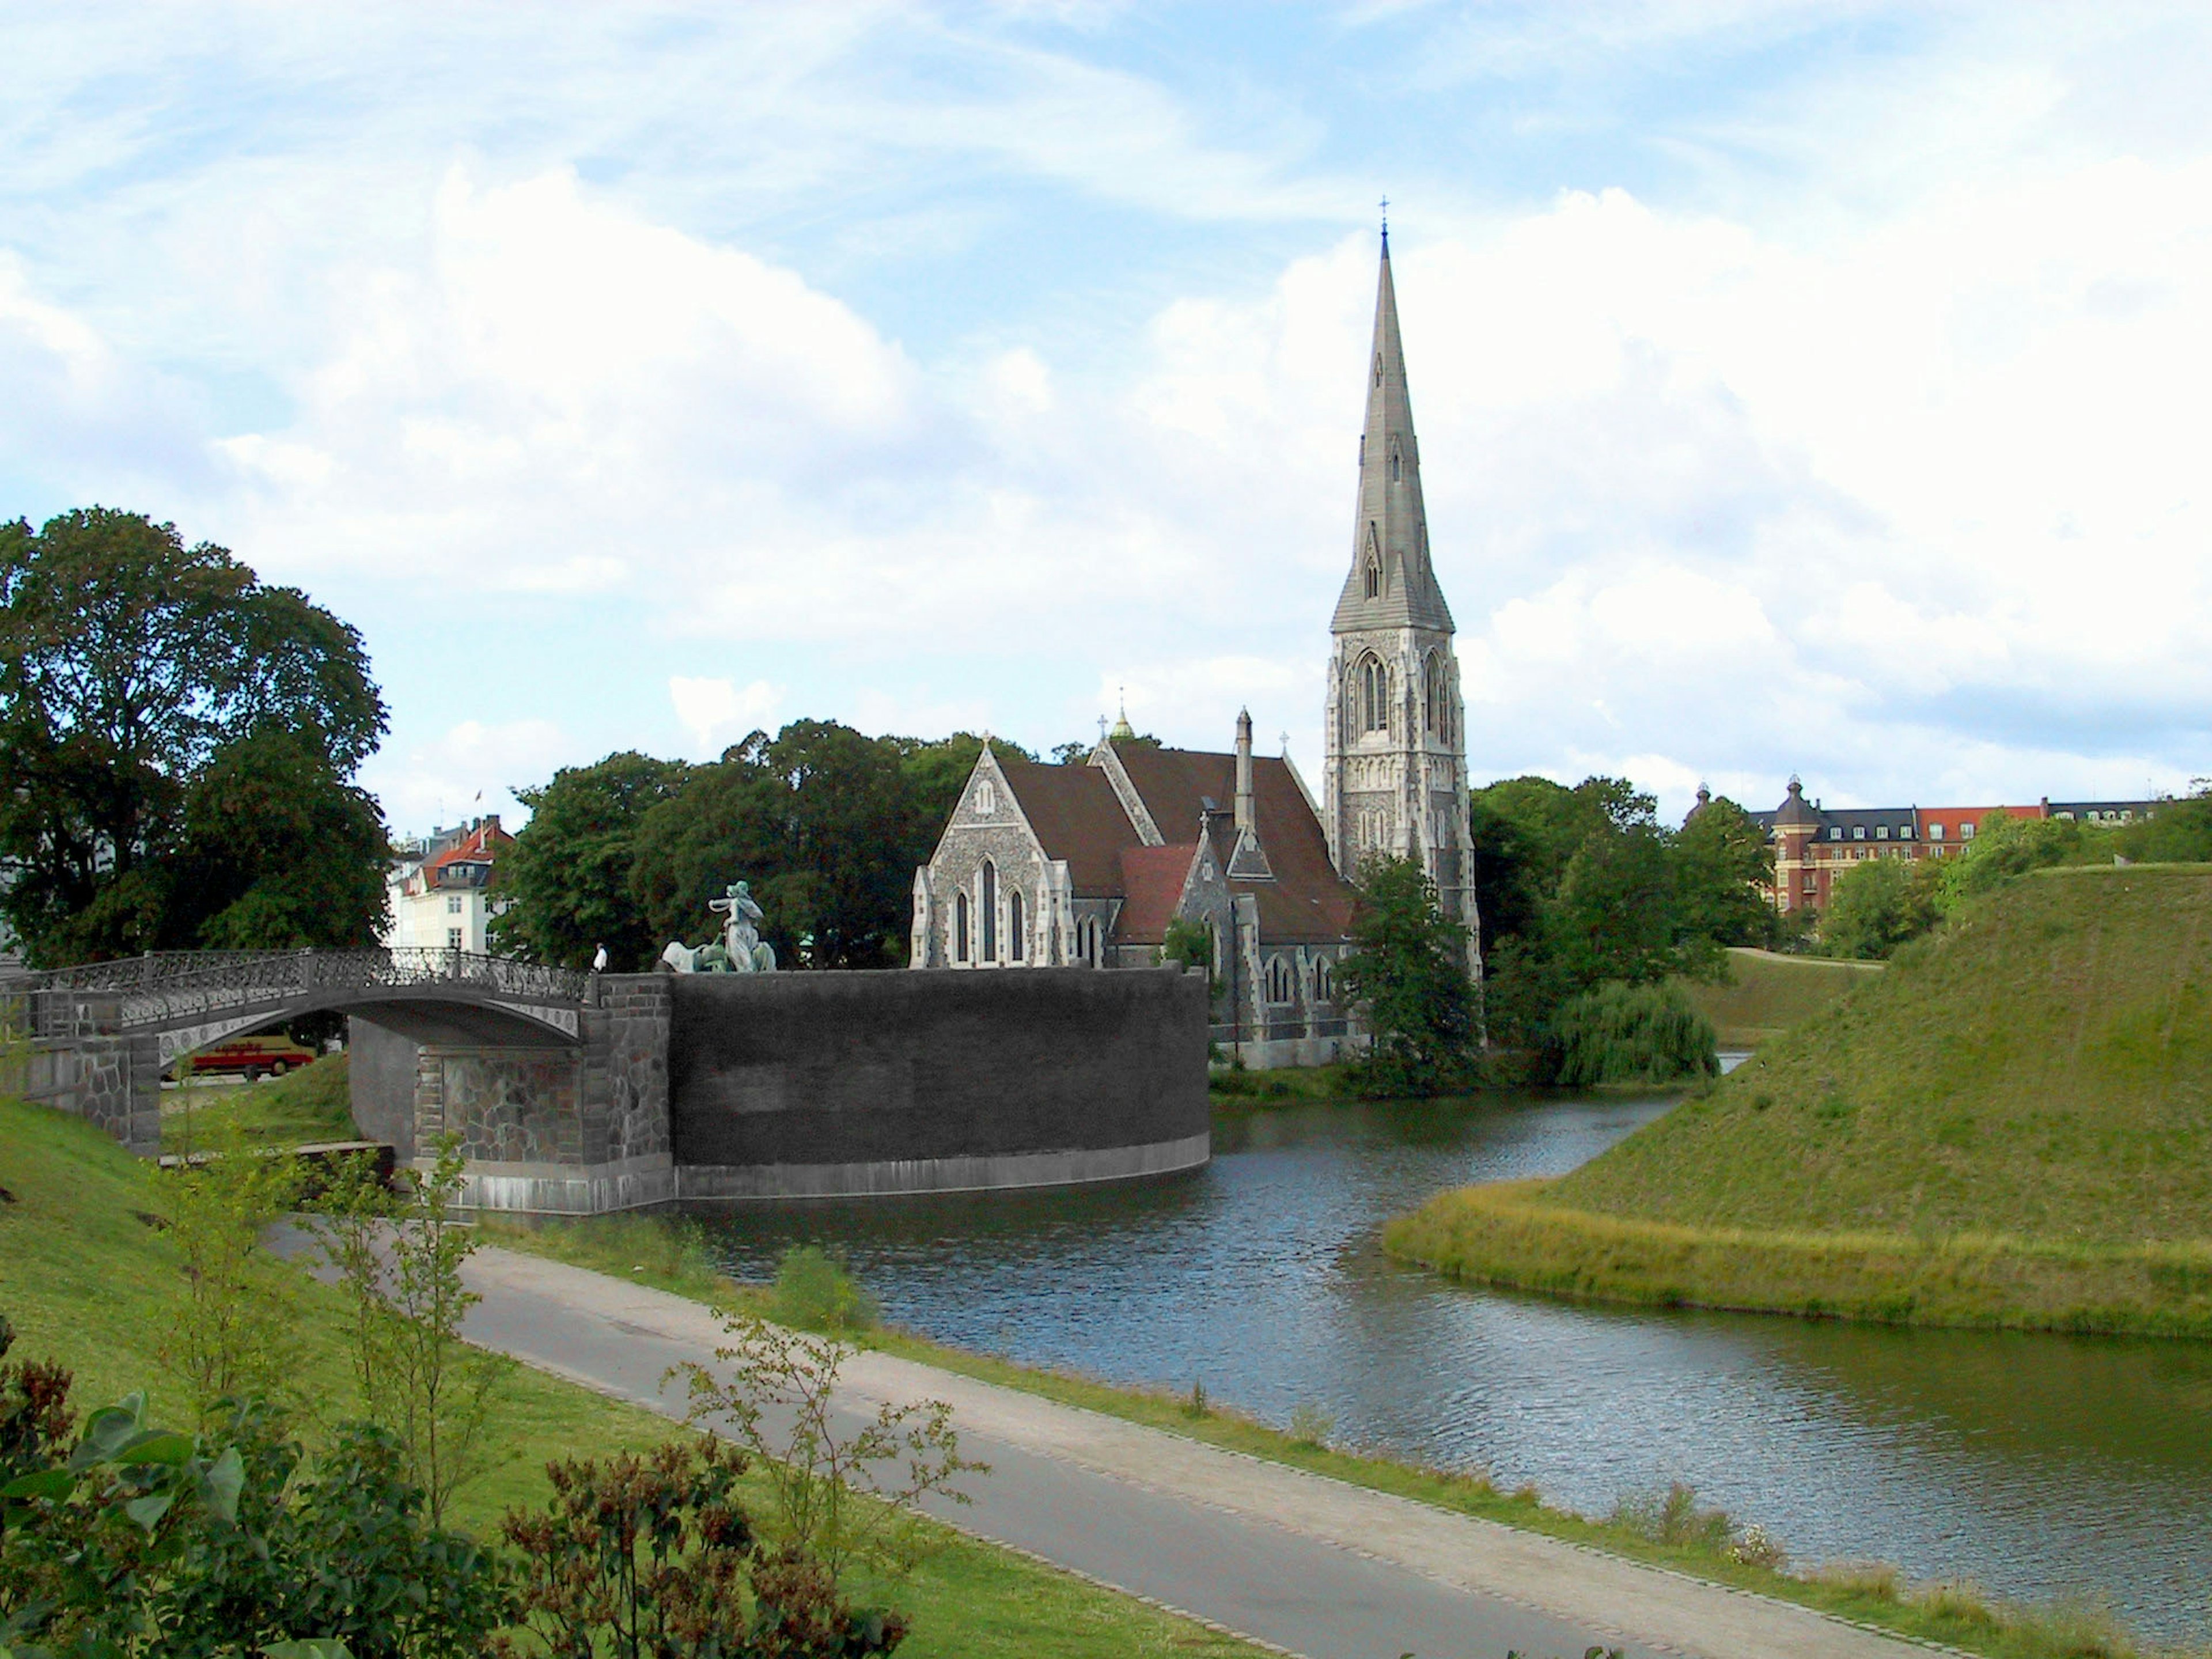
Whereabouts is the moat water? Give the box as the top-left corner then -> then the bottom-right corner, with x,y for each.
687,1092 -> 2212,1640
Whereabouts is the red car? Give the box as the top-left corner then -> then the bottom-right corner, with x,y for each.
177,1035 -> 319,1082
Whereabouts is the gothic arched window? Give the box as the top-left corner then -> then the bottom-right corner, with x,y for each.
1265,956 -> 1293,1005
1315,957 -> 1335,1002
1363,562 -> 1379,599
955,891 -> 969,963
1390,445 -> 1401,483
1358,654 -> 1388,734
1009,889 -> 1025,961
980,862 -> 998,963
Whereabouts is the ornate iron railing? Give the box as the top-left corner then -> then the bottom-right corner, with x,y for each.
22,948 -> 590,1033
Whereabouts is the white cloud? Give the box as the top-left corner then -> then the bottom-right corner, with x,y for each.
669,676 -> 785,757
361,717 -> 571,837
9,3 -> 2212,831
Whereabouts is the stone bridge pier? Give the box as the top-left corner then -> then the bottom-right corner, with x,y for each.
353,975 -> 675,1214
10,988 -> 164,1155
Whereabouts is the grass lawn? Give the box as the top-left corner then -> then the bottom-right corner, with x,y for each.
161,1051 -> 361,1153
1672,946 -> 1883,1050
0,1094 -> 1263,1659
484,1210 -> 2195,1659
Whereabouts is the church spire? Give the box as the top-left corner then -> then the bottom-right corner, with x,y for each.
1332,229 -> 1453,634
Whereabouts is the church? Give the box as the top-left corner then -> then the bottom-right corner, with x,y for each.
909,232 -> 1482,1066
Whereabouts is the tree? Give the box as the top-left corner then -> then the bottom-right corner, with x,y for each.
316,1142 -> 513,1528
2112,783 -> 2212,863
1820,855 -> 1942,959
1672,794 -> 1777,948
490,751 -> 691,972
1469,775 -> 1778,1065
0,508 -> 387,965
1339,856 -> 1479,1096
172,727 -> 389,951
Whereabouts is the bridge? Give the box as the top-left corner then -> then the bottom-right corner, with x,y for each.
9,948 -> 618,1160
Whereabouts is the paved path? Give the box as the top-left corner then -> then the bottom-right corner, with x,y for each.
459,1247 -> 1937,1659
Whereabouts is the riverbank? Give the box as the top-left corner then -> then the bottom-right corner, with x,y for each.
0,1095 -> 1267,1659
1383,1177 -> 2212,1338
485,1209 -> 2194,1659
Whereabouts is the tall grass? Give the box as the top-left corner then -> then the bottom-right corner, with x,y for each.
1384,1179 -> 2212,1338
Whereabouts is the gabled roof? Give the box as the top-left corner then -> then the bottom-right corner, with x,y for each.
1113,744 -> 1357,945
1116,844 -> 1199,945
993,759 -> 1129,895
981,741 -> 1359,948
423,819 -> 512,884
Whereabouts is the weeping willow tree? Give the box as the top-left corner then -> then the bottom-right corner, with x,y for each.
1550,980 -> 1718,1089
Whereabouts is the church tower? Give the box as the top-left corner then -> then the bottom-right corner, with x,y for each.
1323,228 -> 1482,976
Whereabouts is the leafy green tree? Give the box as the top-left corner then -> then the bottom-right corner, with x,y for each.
1469,775 -> 1772,1065
1672,794 -> 1777,948
1820,855 -> 1943,959
2111,784 -> 2212,863
1340,856 -> 1479,1096
1158,915 -> 1213,979
0,508 -> 386,965
1550,980 -> 1718,1088
173,727 -> 388,951
630,722 -> 979,969
490,751 -> 691,971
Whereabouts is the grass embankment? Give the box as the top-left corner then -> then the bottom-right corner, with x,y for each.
1673,947 -> 1883,1049
1388,866 -> 2212,1337
488,1212 -> 2191,1659
0,1097 -> 1265,1659
1207,1060 -> 1359,1103
161,1051 -> 360,1153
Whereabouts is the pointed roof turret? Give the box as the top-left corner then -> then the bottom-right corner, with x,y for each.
1334,229 -> 1454,635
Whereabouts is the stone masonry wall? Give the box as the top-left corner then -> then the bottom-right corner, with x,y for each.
578,976 -> 671,1167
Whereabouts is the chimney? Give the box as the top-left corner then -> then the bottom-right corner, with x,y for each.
1228,709 -> 1276,882
1234,709 -> 1255,842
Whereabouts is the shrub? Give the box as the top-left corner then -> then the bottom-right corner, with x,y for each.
1549,982 -> 1718,1089
1286,1403 -> 1334,1449
671,1310 -> 983,1589
310,1138 -> 514,1525
1604,1481 -> 1732,1553
769,1245 -> 879,1335
0,1373 -> 507,1658
160,1127 -> 312,1430
498,1437 -> 908,1658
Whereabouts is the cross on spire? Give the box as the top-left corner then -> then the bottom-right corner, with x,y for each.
1380,195 -> 1389,248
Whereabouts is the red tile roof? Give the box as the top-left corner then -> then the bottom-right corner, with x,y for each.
994,760 -> 1131,895
1117,844 -> 1198,945
423,820 -> 513,885
994,743 -> 1358,948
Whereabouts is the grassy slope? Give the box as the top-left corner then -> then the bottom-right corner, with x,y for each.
1388,868 -> 2212,1336
1674,948 -> 1884,1049
0,1097 -> 1260,1659
162,1052 -> 360,1153
1567,868 -> 2212,1241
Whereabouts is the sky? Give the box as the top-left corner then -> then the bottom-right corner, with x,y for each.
6,2 -> 2211,834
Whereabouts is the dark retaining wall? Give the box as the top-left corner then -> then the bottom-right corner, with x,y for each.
668,967 -> 1209,1191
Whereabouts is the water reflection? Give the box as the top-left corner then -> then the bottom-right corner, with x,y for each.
685,1093 -> 2212,1639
